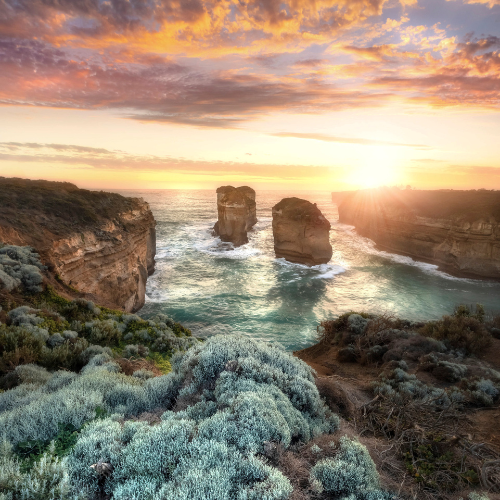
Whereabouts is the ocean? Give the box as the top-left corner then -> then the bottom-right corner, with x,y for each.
117,189 -> 500,351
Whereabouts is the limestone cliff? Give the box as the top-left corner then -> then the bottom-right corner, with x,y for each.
213,186 -> 257,246
272,198 -> 332,265
0,178 -> 156,312
336,188 -> 500,279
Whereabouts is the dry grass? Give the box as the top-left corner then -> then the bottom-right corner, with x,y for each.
115,357 -> 163,377
354,391 -> 500,498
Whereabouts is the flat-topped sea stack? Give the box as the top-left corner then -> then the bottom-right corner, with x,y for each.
336,187 -> 500,279
272,197 -> 332,265
213,186 -> 257,246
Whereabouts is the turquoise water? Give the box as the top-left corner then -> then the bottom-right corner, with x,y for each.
118,190 -> 500,351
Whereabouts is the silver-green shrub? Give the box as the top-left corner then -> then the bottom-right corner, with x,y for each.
79,345 -> 113,364
310,436 -> 384,497
348,314 -> 369,335
0,440 -> 76,500
374,368 -> 456,407
0,246 -> 45,293
132,369 -> 154,380
467,378 -> 499,406
15,364 -> 51,385
64,335 -> 336,499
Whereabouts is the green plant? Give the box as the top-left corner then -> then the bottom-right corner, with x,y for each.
310,436 -> 389,498
148,351 -> 172,374
420,311 -> 491,354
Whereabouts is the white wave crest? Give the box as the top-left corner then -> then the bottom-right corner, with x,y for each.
333,223 -> 474,282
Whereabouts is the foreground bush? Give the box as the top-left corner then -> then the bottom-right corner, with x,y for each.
0,334 -> 348,499
64,334 -> 339,499
310,436 -> 391,499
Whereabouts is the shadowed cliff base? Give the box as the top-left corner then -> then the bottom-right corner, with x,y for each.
272,197 -> 333,266
333,188 -> 500,280
212,185 -> 257,247
0,177 -> 156,312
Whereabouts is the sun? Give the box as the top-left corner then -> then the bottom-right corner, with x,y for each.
344,147 -> 400,188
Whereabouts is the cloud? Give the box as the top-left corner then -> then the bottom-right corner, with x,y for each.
270,132 -> 430,148
0,141 -> 332,180
0,0 -> 392,51
448,0 -> 500,7
0,39 -> 391,126
0,0 -> 499,126
293,59 -> 329,67
448,165 -> 500,176
342,44 -> 397,61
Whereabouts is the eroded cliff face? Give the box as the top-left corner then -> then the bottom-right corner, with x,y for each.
272,197 -> 332,266
337,188 -> 500,279
0,178 -> 156,312
213,186 -> 257,246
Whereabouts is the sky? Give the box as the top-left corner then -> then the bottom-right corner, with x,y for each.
0,0 -> 499,191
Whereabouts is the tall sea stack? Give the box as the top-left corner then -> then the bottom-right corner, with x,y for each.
272,197 -> 332,265
213,186 -> 257,246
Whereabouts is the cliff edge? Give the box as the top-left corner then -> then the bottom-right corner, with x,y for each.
336,187 -> 500,279
0,177 -> 156,312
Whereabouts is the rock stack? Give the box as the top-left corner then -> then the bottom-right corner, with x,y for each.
213,186 -> 257,246
272,197 -> 332,265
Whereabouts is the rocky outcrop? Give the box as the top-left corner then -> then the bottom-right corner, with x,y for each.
213,186 -> 257,246
0,178 -> 156,312
272,198 -> 332,265
336,187 -> 500,279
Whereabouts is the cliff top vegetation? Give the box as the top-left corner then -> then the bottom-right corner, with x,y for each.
0,177 -> 151,241
297,307 -> 500,499
273,197 -> 329,223
216,185 -> 256,208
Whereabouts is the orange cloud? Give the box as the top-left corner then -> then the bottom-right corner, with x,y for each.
0,141 -> 332,181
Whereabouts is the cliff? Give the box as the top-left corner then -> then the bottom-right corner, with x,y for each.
213,185 -> 257,246
0,177 -> 156,312
272,197 -> 332,265
336,187 -> 500,279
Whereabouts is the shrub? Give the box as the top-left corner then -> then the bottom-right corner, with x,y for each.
0,440 -> 76,500
432,361 -> 467,382
310,436 -> 384,496
79,345 -> 113,365
348,314 -> 369,335
462,378 -> 499,406
0,246 -> 45,294
383,335 -> 446,363
317,312 -> 371,345
123,344 -> 149,359
132,369 -> 154,380
420,308 -> 491,354
65,335 -> 336,499
374,368 -> 458,407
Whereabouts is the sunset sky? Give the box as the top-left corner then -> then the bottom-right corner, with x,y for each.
0,0 -> 499,190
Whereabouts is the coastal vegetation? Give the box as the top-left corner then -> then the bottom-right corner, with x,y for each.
1,243 -> 498,499
305,308 -> 500,499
